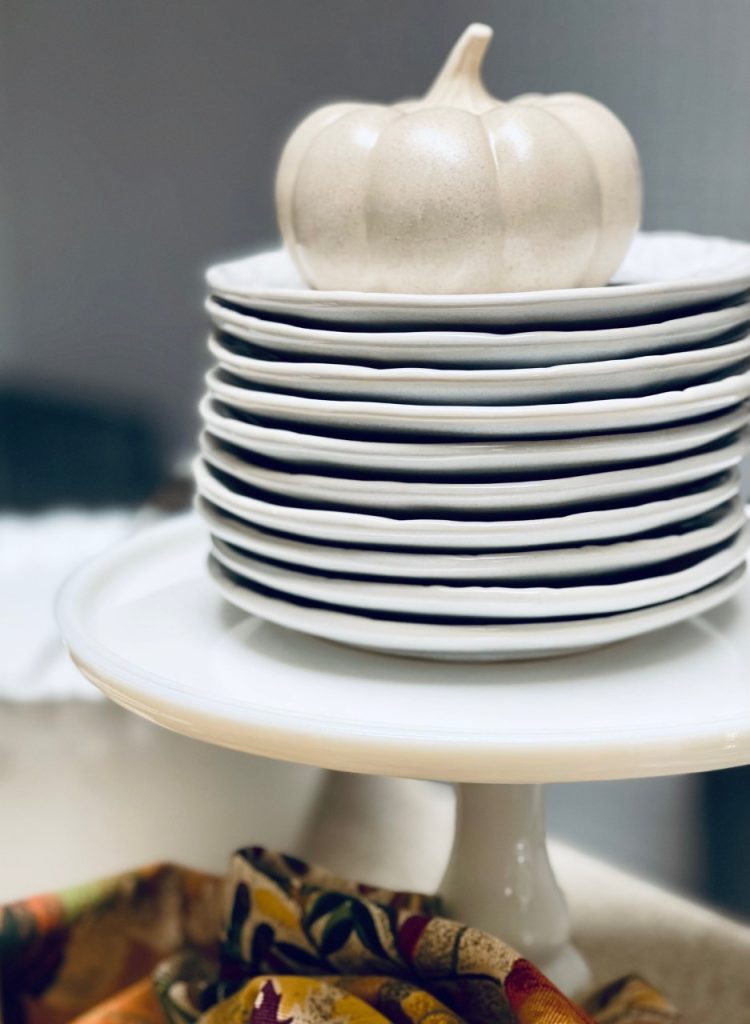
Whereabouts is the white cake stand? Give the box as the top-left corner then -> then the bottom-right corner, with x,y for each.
56,514 -> 750,996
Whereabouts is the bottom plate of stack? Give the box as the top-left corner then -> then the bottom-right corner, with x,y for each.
208,556 -> 747,661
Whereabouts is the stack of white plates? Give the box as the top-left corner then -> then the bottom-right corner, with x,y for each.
196,231 -> 750,660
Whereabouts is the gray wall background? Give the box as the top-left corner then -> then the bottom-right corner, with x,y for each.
3,0 -> 750,457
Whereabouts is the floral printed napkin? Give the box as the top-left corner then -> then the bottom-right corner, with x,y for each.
0,847 -> 678,1024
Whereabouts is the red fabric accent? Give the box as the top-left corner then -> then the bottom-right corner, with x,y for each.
396,915 -> 430,963
251,980 -> 294,1024
505,959 -> 597,1023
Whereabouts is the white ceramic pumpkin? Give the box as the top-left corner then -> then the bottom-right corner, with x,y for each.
275,23 -> 642,295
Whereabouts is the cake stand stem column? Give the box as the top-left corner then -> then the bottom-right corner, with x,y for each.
439,782 -> 591,996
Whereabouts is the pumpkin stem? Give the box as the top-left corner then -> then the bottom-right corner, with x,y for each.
426,23 -> 493,105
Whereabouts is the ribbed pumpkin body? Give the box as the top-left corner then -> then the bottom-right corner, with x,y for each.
276,25 -> 641,294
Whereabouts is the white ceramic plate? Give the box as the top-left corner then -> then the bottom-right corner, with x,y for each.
206,329 -> 750,405
194,458 -> 740,549
206,296 -> 750,369
199,429 -> 750,513
206,233 -> 750,327
209,329 -> 750,405
201,397 -> 750,475
206,366 -> 750,438
211,527 -> 748,619
197,496 -> 746,582
209,556 -> 747,660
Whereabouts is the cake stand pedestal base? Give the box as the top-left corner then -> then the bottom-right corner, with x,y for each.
442,782 -> 591,994
298,772 -> 591,995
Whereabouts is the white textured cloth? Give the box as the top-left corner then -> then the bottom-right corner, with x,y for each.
0,510 -> 136,699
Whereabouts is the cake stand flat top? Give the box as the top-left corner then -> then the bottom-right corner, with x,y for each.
57,514 -> 750,784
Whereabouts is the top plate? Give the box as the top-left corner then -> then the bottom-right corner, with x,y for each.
206,232 -> 750,327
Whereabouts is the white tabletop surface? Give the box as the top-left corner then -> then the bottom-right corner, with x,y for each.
58,514 -> 750,783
